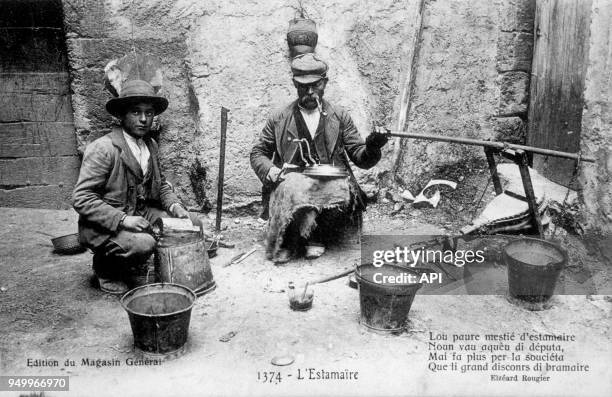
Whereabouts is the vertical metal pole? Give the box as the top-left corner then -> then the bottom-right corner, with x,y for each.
215,107 -> 229,233
516,150 -> 543,237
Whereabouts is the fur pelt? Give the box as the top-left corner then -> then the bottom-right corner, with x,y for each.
266,173 -> 359,260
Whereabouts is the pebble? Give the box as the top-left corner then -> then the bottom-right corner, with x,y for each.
271,355 -> 294,366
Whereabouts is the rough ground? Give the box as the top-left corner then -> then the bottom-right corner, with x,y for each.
0,207 -> 611,397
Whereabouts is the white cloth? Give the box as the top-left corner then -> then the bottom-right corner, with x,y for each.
298,106 -> 320,139
122,130 -> 150,174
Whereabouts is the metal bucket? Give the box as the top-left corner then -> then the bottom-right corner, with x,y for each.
155,231 -> 216,296
356,264 -> 422,333
51,233 -> 86,255
503,238 -> 567,306
120,283 -> 196,358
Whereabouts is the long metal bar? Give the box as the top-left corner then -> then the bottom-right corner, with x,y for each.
215,107 -> 229,233
387,131 -> 596,163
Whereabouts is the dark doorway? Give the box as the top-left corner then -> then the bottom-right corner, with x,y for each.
0,0 -> 80,209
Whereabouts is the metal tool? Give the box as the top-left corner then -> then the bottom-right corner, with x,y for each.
292,138 -> 317,165
223,246 -> 258,267
292,138 -> 349,178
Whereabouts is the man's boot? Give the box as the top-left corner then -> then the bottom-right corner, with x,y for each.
273,249 -> 293,264
305,241 -> 325,259
93,253 -> 129,295
125,255 -> 157,289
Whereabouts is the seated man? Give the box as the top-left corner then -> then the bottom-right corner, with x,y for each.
250,53 -> 388,263
73,79 -> 189,294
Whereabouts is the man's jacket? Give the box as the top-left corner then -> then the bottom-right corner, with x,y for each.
73,128 -> 179,248
250,99 -> 381,184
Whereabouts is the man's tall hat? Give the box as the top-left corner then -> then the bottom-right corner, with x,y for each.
105,79 -> 168,117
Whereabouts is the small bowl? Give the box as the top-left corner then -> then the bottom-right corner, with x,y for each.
51,233 -> 86,255
289,291 -> 314,311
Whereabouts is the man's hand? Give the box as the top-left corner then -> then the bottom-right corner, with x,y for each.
170,203 -> 190,219
365,125 -> 389,149
266,166 -> 283,183
120,216 -> 151,232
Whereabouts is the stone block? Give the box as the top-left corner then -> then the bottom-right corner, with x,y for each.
61,0 -> 108,38
0,29 -> 68,73
0,184 -> 75,209
496,32 -> 533,72
493,116 -> 526,143
0,156 -> 80,186
0,72 -> 71,95
0,122 -> 78,157
0,0 -> 63,28
497,71 -> 530,116
500,0 -> 536,33
0,93 -> 74,123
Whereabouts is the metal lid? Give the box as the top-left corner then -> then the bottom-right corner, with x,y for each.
302,164 -> 348,178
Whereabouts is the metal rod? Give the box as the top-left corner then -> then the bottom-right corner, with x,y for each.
215,107 -> 229,233
387,131 -> 596,163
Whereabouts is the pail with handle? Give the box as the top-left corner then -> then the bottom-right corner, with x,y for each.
503,237 -> 567,310
120,283 -> 196,359
155,231 -> 216,296
356,264 -> 421,333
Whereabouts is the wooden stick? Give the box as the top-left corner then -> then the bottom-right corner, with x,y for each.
300,282 -> 309,301
308,268 -> 354,285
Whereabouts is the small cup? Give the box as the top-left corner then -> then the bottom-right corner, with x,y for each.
289,290 -> 314,311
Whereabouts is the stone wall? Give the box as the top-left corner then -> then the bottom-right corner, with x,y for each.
392,0 -> 534,188
62,0 -> 538,213
495,0 -> 534,143
62,0 -> 422,212
0,0 -> 80,209
579,0 -> 612,235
